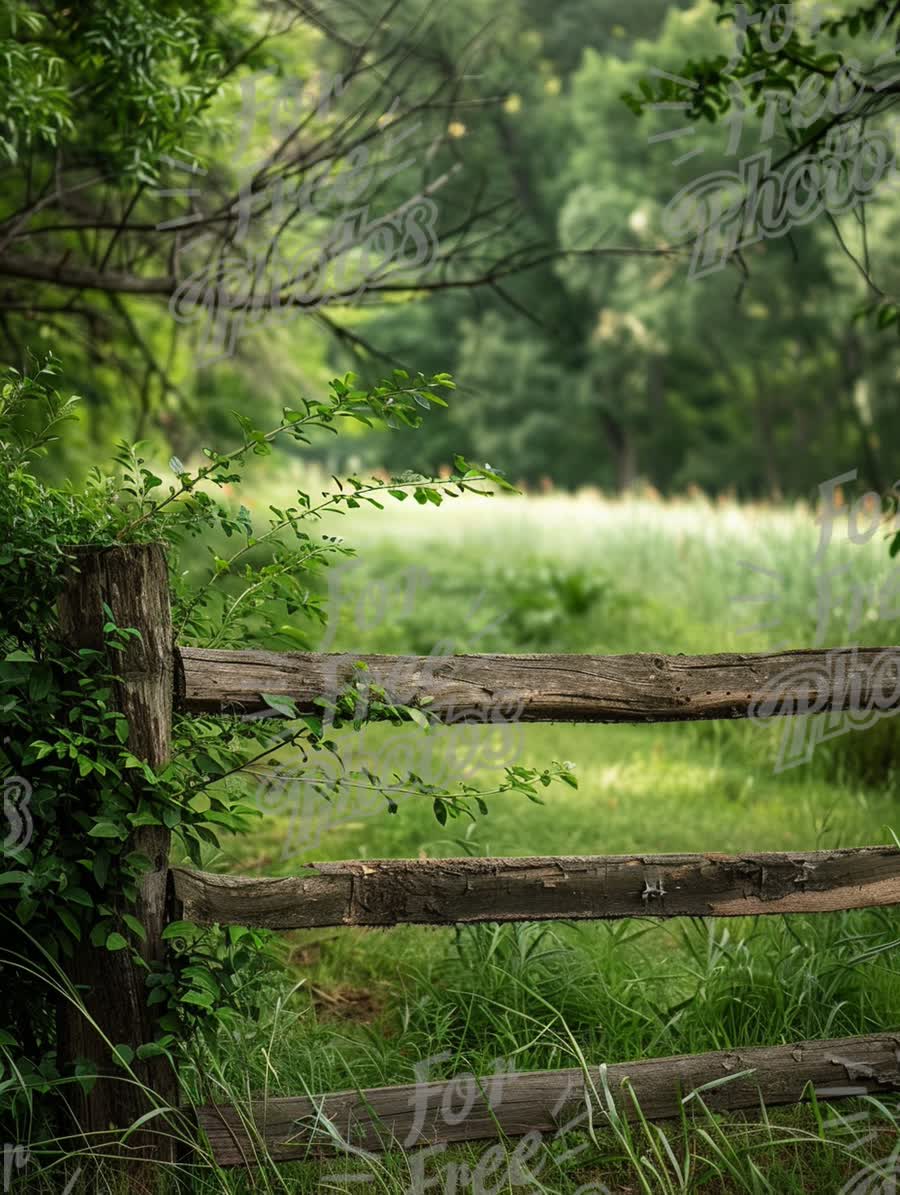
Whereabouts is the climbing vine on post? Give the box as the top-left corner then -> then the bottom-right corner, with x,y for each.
0,354 -> 576,1180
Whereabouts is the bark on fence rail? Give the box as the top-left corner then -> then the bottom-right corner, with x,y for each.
172,848 -> 900,928
176,646 -> 900,721
196,1032 -> 900,1165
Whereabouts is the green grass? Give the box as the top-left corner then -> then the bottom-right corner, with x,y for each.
18,489 -> 900,1192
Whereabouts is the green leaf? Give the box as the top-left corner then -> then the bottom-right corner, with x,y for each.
121,914 -> 147,941
129,810 -> 161,827
28,664 -> 52,701
135,1043 -> 169,1061
106,932 -> 128,951
74,1060 -> 97,1093
162,920 -> 196,941
260,692 -> 297,718
58,908 -> 81,940
276,624 -> 311,648
88,821 -> 122,838
180,989 -> 214,1009
90,921 -> 111,948
93,849 -> 111,888
112,1043 -> 135,1067
406,706 -> 430,730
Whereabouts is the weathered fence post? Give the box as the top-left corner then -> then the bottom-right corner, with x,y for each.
57,544 -> 177,1189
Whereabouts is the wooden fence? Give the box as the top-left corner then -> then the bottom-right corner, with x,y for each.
56,544 -> 900,1186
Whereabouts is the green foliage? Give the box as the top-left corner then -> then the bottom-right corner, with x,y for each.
5,0 -> 899,499
0,352 -> 574,1129
360,0 -> 900,498
493,560 -> 615,646
0,1 -> 253,177
622,0 -> 893,132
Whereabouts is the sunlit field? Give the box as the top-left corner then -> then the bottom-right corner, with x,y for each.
166,484 -> 900,1194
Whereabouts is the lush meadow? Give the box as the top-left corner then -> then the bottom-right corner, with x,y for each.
168,486 -> 900,1194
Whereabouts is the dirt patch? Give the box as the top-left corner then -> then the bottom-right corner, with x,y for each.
310,984 -> 386,1025
288,942 -> 323,967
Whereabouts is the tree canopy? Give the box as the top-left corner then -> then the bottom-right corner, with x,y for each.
2,0 -> 898,496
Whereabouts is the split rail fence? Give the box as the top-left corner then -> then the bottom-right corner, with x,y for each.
56,544 -> 900,1183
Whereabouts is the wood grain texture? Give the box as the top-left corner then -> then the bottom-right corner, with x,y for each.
175,646 -> 900,722
172,848 -> 900,928
57,544 -> 177,1179
196,1032 -> 900,1165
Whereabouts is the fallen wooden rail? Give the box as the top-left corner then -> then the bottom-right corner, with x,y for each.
197,1031 -> 900,1165
173,848 -> 900,928
176,645 -> 900,721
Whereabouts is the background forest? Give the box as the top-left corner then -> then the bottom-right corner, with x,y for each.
3,0 -> 898,498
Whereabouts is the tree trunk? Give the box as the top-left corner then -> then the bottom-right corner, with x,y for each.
750,364 -> 782,500
601,409 -> 636,492
57,543 -> 177,1191
841,330 -> 884,494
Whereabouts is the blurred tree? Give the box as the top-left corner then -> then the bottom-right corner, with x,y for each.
364,0 -> 899,496
1,0 -> 647,459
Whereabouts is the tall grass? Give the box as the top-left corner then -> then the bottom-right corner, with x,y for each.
15,490 -> 900,1192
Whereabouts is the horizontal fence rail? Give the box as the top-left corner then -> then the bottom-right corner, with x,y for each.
175,646 -> 900,721
56,547 -> 900,1179
172,641 -> 900,1172
172,848 -> 900,928
197,1032 -> 900,1166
